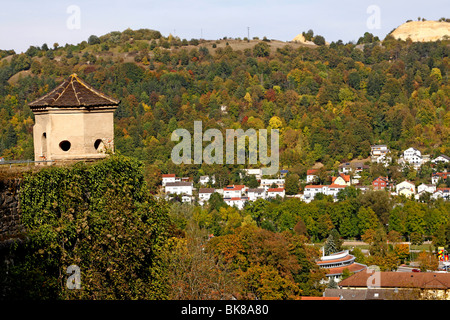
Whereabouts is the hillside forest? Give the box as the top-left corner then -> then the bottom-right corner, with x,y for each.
0,28 -> 449,299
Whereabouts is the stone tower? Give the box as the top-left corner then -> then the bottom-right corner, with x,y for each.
28,74 -> 120,163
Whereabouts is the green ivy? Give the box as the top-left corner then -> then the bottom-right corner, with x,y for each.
4,155 -> 172,299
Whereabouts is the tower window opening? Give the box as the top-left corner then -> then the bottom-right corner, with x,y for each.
59,140 -> 71,151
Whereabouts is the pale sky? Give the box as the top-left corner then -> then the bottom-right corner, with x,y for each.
0,0 -> 448,53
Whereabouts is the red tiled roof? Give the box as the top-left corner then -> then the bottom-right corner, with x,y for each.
224,185 -> 245,191
29,73 -> 120,108
307,169 -> 318,175
325,263 -> 367,275
332,174 -> 350,183
299,297 -> 340,300
268,188 -> 284,192
162,174 -> 176,178
225,197 -> 244,201
328,184 -> 347,188
305,185 -> 324,188
339,271 -> 450,289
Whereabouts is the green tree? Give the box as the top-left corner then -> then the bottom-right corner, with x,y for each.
253,42 -> 270,57
285,173 -> 300,195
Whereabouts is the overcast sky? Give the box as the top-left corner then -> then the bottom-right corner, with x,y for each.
0,0 -> 447,53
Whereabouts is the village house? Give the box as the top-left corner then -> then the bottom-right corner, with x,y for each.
224,197 -> 248,210
267,187 -> 285,199
198,188 -> 215,205
370,145 -> 389,163
164,181 -> 193,196
417,183 -> 436,194
415,184 -> 437,200
402,147 -> 425,169
303,184 -> 346,203
332,173 -> 351,186
338,161 -> 369,174
243,168 -> 263,180
162,174 -> 177,186
247,188 -> 266,201
306,169 -> 319,183
199,175 -> 215,185
372,176 -> 389,190
260,178 -> 285,191
280,169 -> 289,178
328,271 -> 450,300
432,172 -> 450,185
432,154 -> 450,164
223,185 -> 246,198
432,188 -> 450,200
316,250 -> 367,284
396,180 -> 416,197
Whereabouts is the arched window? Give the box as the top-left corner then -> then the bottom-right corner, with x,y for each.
94,139 -> 102,150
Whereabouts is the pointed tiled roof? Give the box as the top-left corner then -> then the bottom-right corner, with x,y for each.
29,74 -> 120,108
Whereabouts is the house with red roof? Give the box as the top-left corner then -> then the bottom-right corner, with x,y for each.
162,173 -> 176,186
372,176 -> 389,190
316,250 -> 367,284
432,172 -> 450,185
223,185 -> 246,198
306,169 -> 319,183
267,187 -> 285,198
332,173 -> 351,186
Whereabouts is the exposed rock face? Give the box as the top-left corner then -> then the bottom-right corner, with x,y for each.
292,33 -> 316,45
390,20 -> 450,42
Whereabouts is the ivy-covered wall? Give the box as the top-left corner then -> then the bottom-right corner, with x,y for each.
0,155 -> 173,300
0,177 -> 24,245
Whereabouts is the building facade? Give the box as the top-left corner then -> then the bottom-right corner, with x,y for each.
29,73 -> 119,163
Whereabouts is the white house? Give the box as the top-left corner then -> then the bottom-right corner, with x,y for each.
223,185 -> 246,198
395,180 -> 415,197
338,161 -> 369,174
417,183 -> 436,194
165,181 -> 193,196
198,188 -> 215,204
303,184 -> 346,203
247,188 -> 266,201
267,187 -> 285,199
162,174 -> 177,186
306,169 -> 319,183
375,153 -> 392,167
260,178 -> 284,191
432,155 -> 450,164
432,188 -> 450,200
403,147 -> 423,168
224,197 -> 248,210
199,175 -> 215,185
244,168 -> 263,180
181,195 -> 193,203
371,145 -> 389,162
432,172 -> 450,185
415,184 -> 437,200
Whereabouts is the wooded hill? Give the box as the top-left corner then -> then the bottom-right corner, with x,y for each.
0,27 -> 449,190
